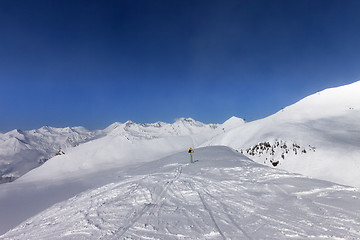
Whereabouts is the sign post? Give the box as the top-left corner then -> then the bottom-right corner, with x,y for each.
188,148 -> 194,163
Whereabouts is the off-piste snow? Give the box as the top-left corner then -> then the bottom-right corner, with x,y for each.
1,81 -> 360,239
2,147 -> 360,239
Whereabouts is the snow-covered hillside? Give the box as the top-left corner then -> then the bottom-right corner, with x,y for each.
104,118 -> 218,138
0,118 -> 219,184
2,81 -> 360,238
2,147 -> 359,239
204,81 -> 360,187
13,118 -> 220,182
0,118 -> 237,235
0,126 -> 102,183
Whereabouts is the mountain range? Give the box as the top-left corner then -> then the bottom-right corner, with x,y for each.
0,81 -> 360,238
0,118 -> 219,183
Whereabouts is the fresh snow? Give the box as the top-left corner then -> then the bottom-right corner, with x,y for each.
203,81 -> 360,188
0,118 -> 218,183
1,81 -> 360,239
14,118 -> 219,182
220,116 -> 246,131
0,126 -> 103,183
0,118 -> 221,234
2,147 -> 359,239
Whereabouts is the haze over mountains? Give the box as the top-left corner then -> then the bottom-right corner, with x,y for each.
0,126 -> 103,183
1,81 -> 360,239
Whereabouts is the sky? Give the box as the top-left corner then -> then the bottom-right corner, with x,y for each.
1,0 -> 360,132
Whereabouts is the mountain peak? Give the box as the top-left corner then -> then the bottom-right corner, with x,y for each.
175,117 -> 196,123
221,116 -> 246,130
104,122 -> 122,132
224,116 -> 245,124
125,120 -> 135,126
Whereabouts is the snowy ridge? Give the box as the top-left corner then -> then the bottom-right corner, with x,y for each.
105,118 -> 218,139
0,118 -> 219,183
272,80 -> 360,122
203,81 -> 360,187
6,118 -> 219,183
0,126 -> 103,183
2,147 -> 360,239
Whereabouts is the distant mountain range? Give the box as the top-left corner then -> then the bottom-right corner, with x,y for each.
0,126 -> 103,183
1,81 -> 360,188
0,118 -> 222,183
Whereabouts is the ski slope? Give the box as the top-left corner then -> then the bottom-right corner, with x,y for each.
0,118 -> 223,235
2,146 -> 359,239
2,81 -> 360,239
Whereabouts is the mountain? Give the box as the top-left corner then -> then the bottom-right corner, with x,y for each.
12,118 -> 220,182
2,147 -> 359,239
104,118 -> 218,139
0,118 -> 225,235
0,126 -> 103,183
203,81 -> 360,187
1,81 -> 360,238
0,118 -> 220,184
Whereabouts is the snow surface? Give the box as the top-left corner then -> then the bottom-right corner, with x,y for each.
203,81 -> 360,188
14,118 -> 219,182
1,81 -> 360,239
2,147 -> 360,239
0,118 -> 218,183
0,118 -> 222,234
0,126 -> 103,183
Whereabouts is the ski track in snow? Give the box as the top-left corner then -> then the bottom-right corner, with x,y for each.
2,147 -> 360,240
4,82 -> 360,239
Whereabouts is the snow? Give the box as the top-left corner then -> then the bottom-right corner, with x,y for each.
0,118 -> 218,183
0,118 -> 221,234
203,81 -> 360,188
272,80 -> 360,122
1,147 -> 359,239
221,116 -> 246,131
14,118 -> 219,183
1,81 -> 360,239
0,126 -> 103,183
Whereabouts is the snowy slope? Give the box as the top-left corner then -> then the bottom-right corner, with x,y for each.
0,126 -> 102,183
203,81 -> 360,188
104,118 -> 218,138
0,118 -> 222,234
2,80 -> 360,238
13,118 -> 219,182
0,118 -> 218,184
2,146 -> 359,239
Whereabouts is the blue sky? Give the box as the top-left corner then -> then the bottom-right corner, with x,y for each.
1,0 -> 360,131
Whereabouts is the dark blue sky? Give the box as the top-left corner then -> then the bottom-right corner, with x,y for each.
1,0 -> 360,131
